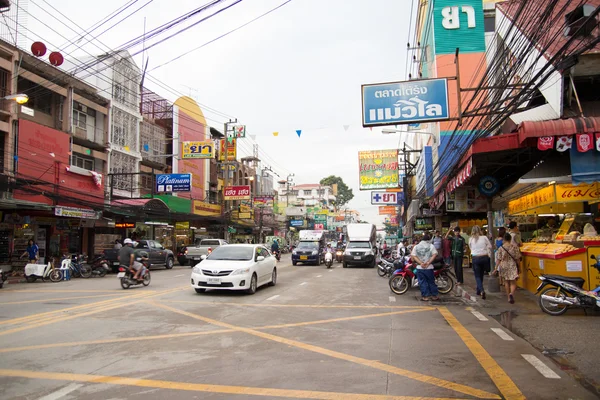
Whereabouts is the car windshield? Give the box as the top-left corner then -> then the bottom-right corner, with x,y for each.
347,241 -> 371,249
207,246 -> 253,261
297,241 -> 318,249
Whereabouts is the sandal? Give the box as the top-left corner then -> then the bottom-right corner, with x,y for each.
509,294 -> 515,304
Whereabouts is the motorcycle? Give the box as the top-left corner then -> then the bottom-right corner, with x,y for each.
85,255 -> 110,277
536,254 -> 600,316
335,249 -> 343,263
273,249 -> 281,261
324,251 -> 333,268
117,252 -> 151,289
0,268 -> 7,288
389,257 -> 454,295
378,256 -> 406,278
25,262 -> 63,283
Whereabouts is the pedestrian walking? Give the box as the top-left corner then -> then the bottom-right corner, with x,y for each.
442,229 -> 452,267
495,233 -> 521,304
469,225 -> 492,300
410,234 -> 440,301
494,227 -> 506,284
451,226 -> 465,285
508,221 -> 523,247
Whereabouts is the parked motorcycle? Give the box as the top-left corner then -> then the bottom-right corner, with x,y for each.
117,253 -> 151,289
324,251 -> 333,268
85,255 -> 110,277
389,258 -> 454,295
0,268 -> 7,288
536,255 -> 600,316
25,262 -> 63,283
378,256 -> 406,278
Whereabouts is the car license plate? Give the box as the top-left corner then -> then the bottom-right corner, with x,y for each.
300,255 -> 308,260
207,277 -> 221,284
193,257 -> 200,261
354,256 -> 361,260
113,261 -> 120,266
117,272 -> 125,278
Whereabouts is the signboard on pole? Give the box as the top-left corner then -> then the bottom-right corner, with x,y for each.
156,173 -> 192,193
181,141 -> 214,159
253,196 -> 274,207
361,78 -> 450,127
358,150 -> 399,190
218,139 -> 237,161
223,185 -> 251,200
379,206 -> 397,215
231,125 -> 246,138
371,191 -> 400,205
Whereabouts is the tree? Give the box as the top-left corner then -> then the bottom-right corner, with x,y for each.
320,175 -> 354,209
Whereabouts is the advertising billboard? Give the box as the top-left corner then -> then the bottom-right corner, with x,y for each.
156,174 -> 192,193
253,196 -> 275,207
371,191 -> 400,205
223,185 -> 251,200
358,149 -> 399,190
219,139 -> 237,161
181,141 -> 214,159
361,78 -> 449,127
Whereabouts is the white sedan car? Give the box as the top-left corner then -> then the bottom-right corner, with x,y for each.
191,244 -> 277,294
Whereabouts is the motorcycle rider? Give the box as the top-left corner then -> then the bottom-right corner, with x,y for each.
118,238 -> 142,281
271,239 -> 280,259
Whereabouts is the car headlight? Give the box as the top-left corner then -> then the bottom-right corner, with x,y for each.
311,250 -> 318,255
192,266 -> 201,274
344,250 -> 351,255
292,250 -> 297,255
365,250 -> 374,256
231,268 -> 250,275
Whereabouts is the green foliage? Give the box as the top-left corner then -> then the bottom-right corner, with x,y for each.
319,175 -> 354,208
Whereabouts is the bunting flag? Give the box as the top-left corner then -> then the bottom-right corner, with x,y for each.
596,133 -> 600,151
343,125 -> 349,131
124,146 -> 130,152
49,152 -> 55,158
537,136 -> 554,151
296,130 -> 301,138
555,136 -> 572,152
273,132 -> 279,137
576,133 -> 593,152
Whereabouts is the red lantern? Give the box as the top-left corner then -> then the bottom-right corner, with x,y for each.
31,41 -> 47,57
49,51 -> 64,66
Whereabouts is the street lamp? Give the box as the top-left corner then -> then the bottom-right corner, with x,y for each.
3,93 -> 28,104
382,128 -> 437,144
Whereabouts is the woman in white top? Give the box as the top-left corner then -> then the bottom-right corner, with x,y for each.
468,225 -> 492,300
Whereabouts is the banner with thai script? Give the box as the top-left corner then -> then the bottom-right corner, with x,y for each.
361,78 -> 449,127
181,141 -> 214,159
218,139 -> 237,161
253,196 -> 274,207
358,149 -> 399,190
224,185 -> 251,200
156,173 -> 192,193
379,206 -> 397,215
193,201 -> 221,216
555,183 -> 600,203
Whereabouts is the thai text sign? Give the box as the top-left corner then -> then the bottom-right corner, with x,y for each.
156,174 -> 192,193
218,139 -> 237,161
193,201 -> 222,216
224,185 -> 251,200
555,183 -> 600,203
55,206 -> 100,220
361,78 -> 449,127
379,206 -> 397,215
181,141 -> 214,159
508,186 -> 555,215
371,191 -> 400,205
358,150 -> 399,190
254,196 -> 274,207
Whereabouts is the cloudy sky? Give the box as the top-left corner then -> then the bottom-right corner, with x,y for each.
5,0 -> 414,227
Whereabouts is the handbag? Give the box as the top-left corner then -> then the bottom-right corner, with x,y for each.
500,245 -> 520,272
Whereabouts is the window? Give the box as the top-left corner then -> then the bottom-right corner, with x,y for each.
111,108 -> 138,151
73,109 -> 87,129
72,153 -> 94,171
484,15 -> 495,32
112,57 -> 140,109
298,190 -> 304,197
110,151 -> 138,191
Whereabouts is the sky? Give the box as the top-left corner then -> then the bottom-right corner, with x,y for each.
3,0 -> 415,227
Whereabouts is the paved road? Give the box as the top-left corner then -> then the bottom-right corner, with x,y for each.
0,256 -> 595,400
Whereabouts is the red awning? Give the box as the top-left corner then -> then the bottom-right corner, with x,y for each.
517,117 -> 600,143
111,198 -> 169,211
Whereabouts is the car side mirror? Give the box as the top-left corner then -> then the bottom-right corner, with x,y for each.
200,255 -> 207,260
256,255 -> 265,261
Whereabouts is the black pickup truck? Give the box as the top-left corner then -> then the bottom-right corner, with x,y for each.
103,240 -> 175,272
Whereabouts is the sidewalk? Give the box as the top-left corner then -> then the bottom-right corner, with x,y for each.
455,269 -> 600,397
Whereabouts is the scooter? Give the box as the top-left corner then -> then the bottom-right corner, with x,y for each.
535,254 -> 600,316
389,258 -> 454,295
25,262 -> 63,283
117,256 -> 151,289
335,249 -> 343,263
0,268 -> 7,288
324,251 -> 333,268
85,255 -> 110,277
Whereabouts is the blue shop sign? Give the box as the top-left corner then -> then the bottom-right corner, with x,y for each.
290,219 -> 304,227
156,173 -> 192,193
361,78 -> 449,127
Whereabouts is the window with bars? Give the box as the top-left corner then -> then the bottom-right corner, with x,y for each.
112,58 -> 139,109
110,151 -> 138,191
111,108 -> 138,151
140,174 -> 154,190
140,120 -> 167,163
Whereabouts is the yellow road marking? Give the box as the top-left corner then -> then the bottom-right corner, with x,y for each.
151,302 -> 500,399
0,293 -> 125,305
164,300 -> 431,309
0,308 -> 431,353
0,287 -> 187,337
4,289 -> 139,293
0,369 -> 469,400
438,307 -> 525,400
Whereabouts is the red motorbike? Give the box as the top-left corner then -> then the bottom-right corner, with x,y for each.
389,257 -> 454,295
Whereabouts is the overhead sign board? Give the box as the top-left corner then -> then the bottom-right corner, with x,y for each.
361,78 -> 450,127
181,141 -> 214,159
358,149 -> 399,190
54,206 -> 101,220
156,173 -> 192,193
371,191 -> 400,205
290,219 -> 304,227
218,139 -> 237,161
253,195 -> 274,207
223,185 -> 251,200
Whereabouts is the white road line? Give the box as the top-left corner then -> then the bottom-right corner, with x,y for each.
174,274 -> 184,277
316,275 -> 322,278
491,327 -> 514,341
389,296 -> 396,302
471,310 -> 488,321
266,295 -> 280,301
522,354 -> 561,379
299,282 -> 308,286
37,383 -> 83,400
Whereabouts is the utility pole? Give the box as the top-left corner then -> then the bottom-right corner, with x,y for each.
222,119 -> 237,241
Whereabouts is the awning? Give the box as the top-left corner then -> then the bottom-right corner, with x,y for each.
111,198 -> 170,211
518,117 -> 600,144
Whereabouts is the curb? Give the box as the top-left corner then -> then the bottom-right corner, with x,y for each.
453,285 -> 477,302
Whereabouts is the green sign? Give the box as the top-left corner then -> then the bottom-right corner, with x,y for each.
433,0 -> 485,55
314,214 -> 327,222
228,226 -> 237,233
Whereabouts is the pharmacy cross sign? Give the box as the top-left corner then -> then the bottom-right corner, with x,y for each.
371,191 -> 399,205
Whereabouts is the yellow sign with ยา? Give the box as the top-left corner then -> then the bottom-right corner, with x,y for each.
358,149 -> 399,190
181,141 -> 214,159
